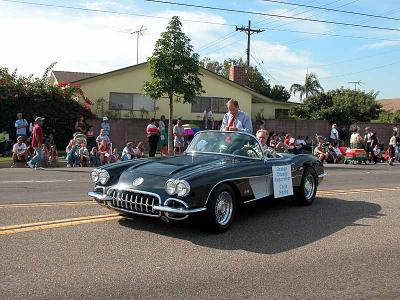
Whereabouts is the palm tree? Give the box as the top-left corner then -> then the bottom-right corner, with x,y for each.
290,72 -> 324,102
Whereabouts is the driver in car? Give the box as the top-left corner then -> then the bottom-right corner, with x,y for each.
220,99 -> 253,133
256,129 -> 276,158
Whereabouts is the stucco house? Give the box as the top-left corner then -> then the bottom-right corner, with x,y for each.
51,63 -> 296,122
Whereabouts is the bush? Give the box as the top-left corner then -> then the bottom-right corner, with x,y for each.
0,67 -> 95,149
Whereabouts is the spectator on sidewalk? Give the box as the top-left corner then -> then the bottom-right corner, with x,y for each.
79,142 -> 90,167
203,107 -> 214,129
66,139 -> 80,167
121,142 -> 135,161
330,124 -> 339,146
96,129 -> 111,147
101,117 -> 110,136
133,142 -> 145,158
388,131 -> 397,166
146,118 -> 159,157
15,113 -> 29,141
98,140 -> 111,165
90,147 -> 100,167
173,118 -> 185,155
86,126 -> 96,151
350,126 -> 364,149
111,148 -> 120,163
0,129 -> 7,156
74,115 -> 87,135
158,115 -> 168,156
314,142 -> 327,162
27,117 -> 45,169
49,145 -> 58,167
44,133 -> 55,147
339,126 -> 348,146
41,144 -> 50,167
12,136 -> 28,165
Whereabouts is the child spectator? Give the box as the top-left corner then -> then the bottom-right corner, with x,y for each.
79,142 -> 90,167
98,140 -> 111,165
86,126 -> 96,150
44,133 -> 55,147
90,147 -> 100,167
41,144 -> 50,167
111,148 -> 120,163
49,145 -> 58,167
101,117 -> 110,136
314,142 -> 327,162
66,139 -> 80,167
133,142 -> 145,158
12,136 -> 28,166
121,142 -> 134,161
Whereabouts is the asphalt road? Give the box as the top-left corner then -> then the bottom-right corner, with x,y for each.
1,164 -> 400,299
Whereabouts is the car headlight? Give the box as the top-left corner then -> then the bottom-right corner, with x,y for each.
98,170 -> 110,185
176,180 -> 190,197
165,179 -> 177,195
90,169 -> 99,183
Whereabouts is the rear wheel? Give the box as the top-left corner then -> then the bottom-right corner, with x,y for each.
294,168 -> 317,206
204,184 -> 236,233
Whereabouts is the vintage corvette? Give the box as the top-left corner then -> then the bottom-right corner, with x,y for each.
88,131 -> 327,232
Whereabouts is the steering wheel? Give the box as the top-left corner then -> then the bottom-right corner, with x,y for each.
236,145 -> 259,158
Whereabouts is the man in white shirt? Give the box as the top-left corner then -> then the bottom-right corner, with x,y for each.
330,124 -> 339,146
12,136 -> 28,163
220,99 -> 253,133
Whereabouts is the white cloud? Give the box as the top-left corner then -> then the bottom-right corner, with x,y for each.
362,40 -> 400,49
0,2 -> 229,76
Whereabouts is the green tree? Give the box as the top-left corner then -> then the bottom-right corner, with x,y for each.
376,110 -> 400,123
199,57 -> 290,102
290,88 -> 381,125
143,16 -> 203,154
290,72 -> 324,102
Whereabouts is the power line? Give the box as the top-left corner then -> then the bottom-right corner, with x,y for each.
0,0 -> 236,27
144,0 -> 400,32
236,21 -> 264,67
261,0 -> 400,21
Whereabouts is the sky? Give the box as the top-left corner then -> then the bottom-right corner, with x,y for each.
1,0 -> 399,101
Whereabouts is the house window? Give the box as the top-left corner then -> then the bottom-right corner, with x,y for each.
191,97 -> 229,113
109,92 -> 155,111
275,109 -> 289,119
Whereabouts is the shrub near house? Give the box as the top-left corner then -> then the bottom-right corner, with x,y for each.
0,67 -> 94,148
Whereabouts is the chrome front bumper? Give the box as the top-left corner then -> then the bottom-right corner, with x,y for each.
88,191 -> 206,215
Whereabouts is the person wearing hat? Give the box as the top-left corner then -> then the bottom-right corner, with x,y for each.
27,117 -> 45,169
101,117 -> 110,136
12,136 -> 28,165
15,113 -> 29,142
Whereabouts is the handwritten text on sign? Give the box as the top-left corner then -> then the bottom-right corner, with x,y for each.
272,165 -> 294,198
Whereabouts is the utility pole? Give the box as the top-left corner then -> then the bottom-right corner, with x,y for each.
236,20 -> 264,67
131,25 -> 147,64
348,80 -> 363,91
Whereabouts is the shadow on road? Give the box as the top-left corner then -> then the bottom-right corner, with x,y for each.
118,197 -> 383,254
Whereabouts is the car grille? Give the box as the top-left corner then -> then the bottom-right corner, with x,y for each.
107,189 -> 160,216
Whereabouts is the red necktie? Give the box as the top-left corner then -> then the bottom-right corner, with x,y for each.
228,113 -> 236,128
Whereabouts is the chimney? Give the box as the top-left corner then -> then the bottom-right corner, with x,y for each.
228,66 -> 245,86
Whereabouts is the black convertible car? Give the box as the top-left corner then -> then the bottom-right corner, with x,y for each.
88,131 -> 326,232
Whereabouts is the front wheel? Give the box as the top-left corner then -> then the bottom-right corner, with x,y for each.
293,168 -> 317,206
204,184 -> 236,233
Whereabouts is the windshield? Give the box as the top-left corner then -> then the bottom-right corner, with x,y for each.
186,131 -> 263,159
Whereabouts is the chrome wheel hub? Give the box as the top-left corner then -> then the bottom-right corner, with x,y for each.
304,174 -> 315,200
215,191 -> 233,226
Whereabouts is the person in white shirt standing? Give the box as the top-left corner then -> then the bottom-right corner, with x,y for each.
12,136 -> 28,165
203,107 -> 214,130
330,123 -> 339,146
15,113 -> 29,142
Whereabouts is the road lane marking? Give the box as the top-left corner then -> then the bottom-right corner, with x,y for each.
318,186 -> 400,196
0,180 -> 74,184
0,200 -> 95,209
0,213 -> 120,231
0,215 -> 123,235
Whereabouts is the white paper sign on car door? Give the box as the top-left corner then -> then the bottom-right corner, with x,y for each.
272,165 -> 294,198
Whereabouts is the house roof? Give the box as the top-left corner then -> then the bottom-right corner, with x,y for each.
377,99 -> 400,111
52,71 -> 100,83
69,62 -> 296,106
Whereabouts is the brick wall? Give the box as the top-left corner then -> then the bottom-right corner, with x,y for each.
87,118 -> 398,151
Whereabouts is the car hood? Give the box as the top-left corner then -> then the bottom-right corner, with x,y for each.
125,154 -> 232,178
